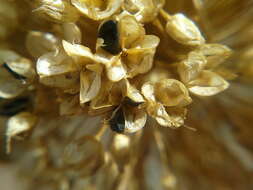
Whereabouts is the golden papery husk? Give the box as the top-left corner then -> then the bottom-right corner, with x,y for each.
71,0 -> 123,20
124,106 -> 147,133
1,0 -> 253,190
165,13 -> 205,46
33,0 -> 80,22
123,0 -> 165,23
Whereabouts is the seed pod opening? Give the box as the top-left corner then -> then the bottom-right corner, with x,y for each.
109,107 -> 125,133
98,20 -> 122,55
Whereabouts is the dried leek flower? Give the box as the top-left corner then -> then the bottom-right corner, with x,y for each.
1,0 -> 253,190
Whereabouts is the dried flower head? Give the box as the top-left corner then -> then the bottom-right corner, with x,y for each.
1,0 -> 252,189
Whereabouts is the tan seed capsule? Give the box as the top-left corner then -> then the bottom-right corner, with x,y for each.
166,13 -> 205,46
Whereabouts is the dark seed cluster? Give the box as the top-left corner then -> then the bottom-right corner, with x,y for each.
98,20 -> 122,55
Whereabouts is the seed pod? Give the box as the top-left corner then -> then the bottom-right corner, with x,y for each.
109,107 -> 125,133
154,79 -> 192,107
198,44 -> 232,69
178,51 -> 207,84
166,13 -> 205,46
98,20 -> 122,55
0,97 -> 30,116
188,70 -> 229,96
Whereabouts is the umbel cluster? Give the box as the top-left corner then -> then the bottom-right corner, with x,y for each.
0,0 -> 231,152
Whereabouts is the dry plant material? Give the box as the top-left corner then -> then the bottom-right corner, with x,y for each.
2,0 -> 250,189
6,112 -> 37,153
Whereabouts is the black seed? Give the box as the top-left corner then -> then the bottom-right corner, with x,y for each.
98,20 -> 121,55
123,97 -> 143,107
2,63 -> 26,80
109,107 -> 125,133
0,97 -> 30,116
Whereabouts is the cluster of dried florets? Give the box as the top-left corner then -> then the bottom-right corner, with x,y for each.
0,0 -> 231,152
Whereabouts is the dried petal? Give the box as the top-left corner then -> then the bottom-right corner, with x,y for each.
147,102 -> 172,127
154,79 -> 192,107
90,80 -> 119,111
198,44 -> 232,68
118,13 -> 145,49
147,102 -> 184,128
71,0 -> 123,20
39,71 -> 80,89
166,13 -> 205,46
110,107 -> 125,133
0,49 -> 20,64
188,70 -> 229,96
178,51 -> 207,83
6,112 -> 37,153
62,40 -> 95,64
141,82 -> 156,102
0,66 -> 26,99
123,0 -> 165,23
125,35 -> 160,77
124,107 -> 147,133
80,65 -> 102,104
5,58 -> 36,80
106,58 -> 126,82
109,80 -> 123,104
62,22 -> 82,44
166,107 -> 187,127
142,79 -> 191,107
129,35 -> 160,50
34,0 -> 80,22
122,79 -> 145,104
0,49 -> 35,80
37,49 -> 78,76
26,31 -> 59,58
